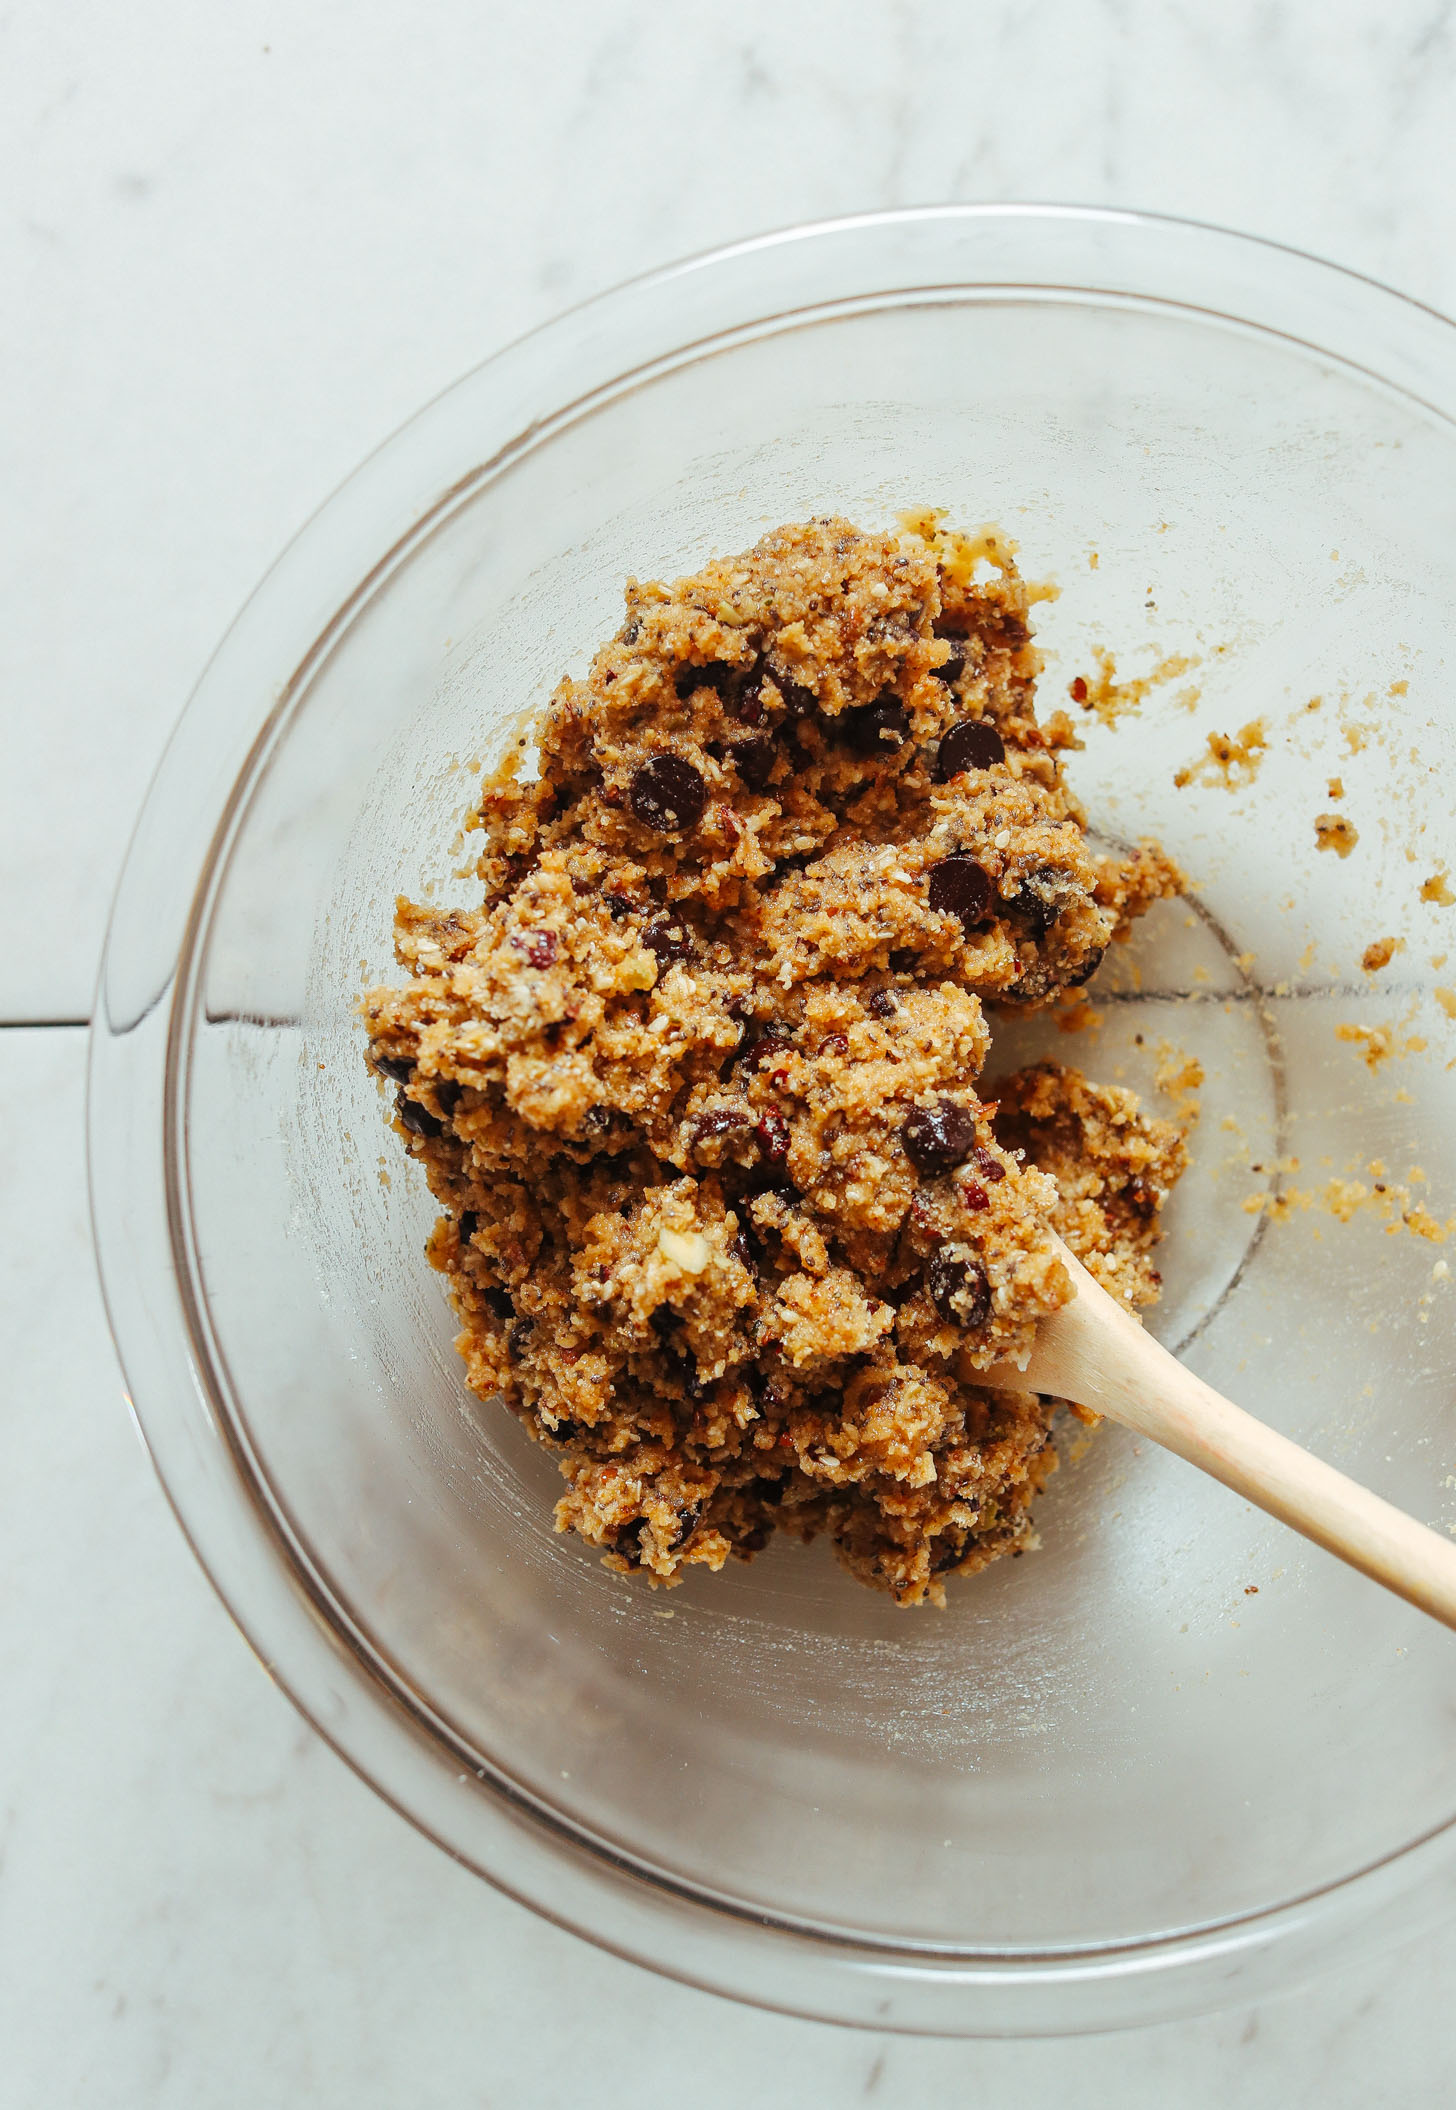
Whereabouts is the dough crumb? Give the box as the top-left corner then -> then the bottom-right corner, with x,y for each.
1315,814 -> 1359,858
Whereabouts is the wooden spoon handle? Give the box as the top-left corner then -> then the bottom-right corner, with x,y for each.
996,1244 -> 1456,1632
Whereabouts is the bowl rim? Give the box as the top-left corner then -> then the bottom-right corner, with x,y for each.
88,201 -> 1456,2037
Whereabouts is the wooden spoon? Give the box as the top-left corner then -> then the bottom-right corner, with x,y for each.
989,1236 -> 1456,1632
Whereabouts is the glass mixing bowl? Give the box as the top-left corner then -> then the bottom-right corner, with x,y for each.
90,207 -> 1456,2035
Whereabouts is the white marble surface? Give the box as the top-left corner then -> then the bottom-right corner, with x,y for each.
5,0 -> 1456,2098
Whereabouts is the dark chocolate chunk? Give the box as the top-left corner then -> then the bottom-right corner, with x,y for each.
605,892 -> 635,920
434,1077 -> 463,1115
1067,945 -> 1106,986
767,669 -> 818,719
756,1110 -> 791,1164
839,693 -> 911,755
396,1092 -> 442,1139
927,855 -> 994,932
938,641 -> 967,684
373,1051 -> 413,1085
642,913 -> 693,967
937,719 -> 1006,779
732,1027 -> 794,1074
483,1286 -> 514,1320
691,1107 -> 751,1149
730,661 -> 767,725
1008,865 -> 1067,938
629,754 -> 708,833
928,1248 -> 992,1329
670,1505 -> 700,1548
675,660 -> 737,699
728,734 -> 777,790
901,1099 -> 978,1172
756,1180 -> 800,1211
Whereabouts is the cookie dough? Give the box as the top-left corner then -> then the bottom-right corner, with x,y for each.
362,517 -> 1186,1605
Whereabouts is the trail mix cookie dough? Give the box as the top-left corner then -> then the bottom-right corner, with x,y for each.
363,517 -> 1186,1605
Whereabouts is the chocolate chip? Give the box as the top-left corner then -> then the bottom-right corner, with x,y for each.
605,892 -> 635,920
507,1318 -> 534,1356
728,734 -> 777,790
901,1099 -> 978,1172
629,754 -> 708,832
396,1092 -> 442,1139
642,914 -> 693,968
1008,865 -> 1067,938
373,1051 -> 414,1085
928,855 -> 994,932
756,1110 -> 791,1164
691,1107 -> 751,1149
937,719 -> 1006,779
1067,945 -> 1105,986
434,1078 -> 463,1115
669,1505 -> 700,1548
938,641 -> 967,684
483,1286 -> 514,1320
928,1249 -> 992,1328
767,669 -> 818,719
729,661 -> 767,725
867,988 -> 898,1019
730,1229 -> 758,1275
458,1210 -> 478,1243
732,1027 -> 794,1074
675,660 -> 738,700
839,693 -> 911,755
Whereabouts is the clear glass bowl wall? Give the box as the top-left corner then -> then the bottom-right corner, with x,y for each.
91,210 -> 1456,2035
